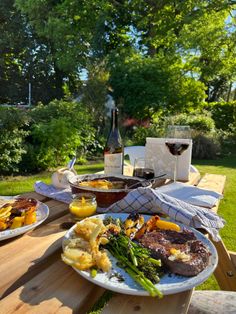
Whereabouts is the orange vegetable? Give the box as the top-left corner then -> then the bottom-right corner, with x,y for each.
135,215 -> 160,239
124,214 -> 145,238
156,220 -> 181,231
24,211 -> 37,225
10,216 -> 25,229
0,221 -> 8,230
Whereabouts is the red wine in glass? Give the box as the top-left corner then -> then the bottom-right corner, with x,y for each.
133,168 -> 155,179
165,142 -> 189,156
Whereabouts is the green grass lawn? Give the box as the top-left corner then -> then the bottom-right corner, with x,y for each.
0,156 -> 235,291
0,163 -> 104,196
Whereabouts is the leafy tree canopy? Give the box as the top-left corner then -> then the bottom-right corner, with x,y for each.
110,53 -> 206,118
0,0 -> 80,105
14,0 -> 236,113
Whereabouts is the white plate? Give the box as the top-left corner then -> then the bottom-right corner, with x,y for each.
62,213 -> 218,296
0,196 -> 49,241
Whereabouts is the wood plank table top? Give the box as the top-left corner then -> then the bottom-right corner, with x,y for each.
0,172 -> 234,314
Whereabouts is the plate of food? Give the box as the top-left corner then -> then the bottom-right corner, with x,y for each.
61,213 -> 218,297
0,196 -> 49,241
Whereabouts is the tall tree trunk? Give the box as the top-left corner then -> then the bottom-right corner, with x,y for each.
147,23 -> 156,57
54,66 -> 65,99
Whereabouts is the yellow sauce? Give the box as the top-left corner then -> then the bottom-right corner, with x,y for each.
69,195 -> 97,219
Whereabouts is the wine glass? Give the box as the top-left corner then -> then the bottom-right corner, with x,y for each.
133,157 -> 155,179
165,125 -> 191,182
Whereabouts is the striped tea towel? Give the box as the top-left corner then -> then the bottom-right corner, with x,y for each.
104,187 -> 225,241
35,181 -> 225,241
34,181 -> 72,204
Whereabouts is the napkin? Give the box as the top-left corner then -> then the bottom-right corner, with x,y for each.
34,181 -> 225,241
34,181 -> 72,204
157,182 -> 223,208
104,187 -> 225,241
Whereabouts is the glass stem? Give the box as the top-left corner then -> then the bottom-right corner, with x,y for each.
174,156 -> 178,183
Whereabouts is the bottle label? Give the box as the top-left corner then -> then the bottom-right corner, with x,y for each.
104,153 -> 123,175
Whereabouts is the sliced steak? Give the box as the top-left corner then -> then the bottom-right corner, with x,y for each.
9,198 -> 38,215
139,229 -> 210,277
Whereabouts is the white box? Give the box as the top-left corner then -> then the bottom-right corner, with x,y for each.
145,137 -> 192,181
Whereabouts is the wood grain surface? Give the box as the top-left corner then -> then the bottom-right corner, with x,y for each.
0,202 -> 69,298
102,291 -> 193,314
0,260 -> 105,314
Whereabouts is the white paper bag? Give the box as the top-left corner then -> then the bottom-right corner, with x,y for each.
145,137 -> 192,181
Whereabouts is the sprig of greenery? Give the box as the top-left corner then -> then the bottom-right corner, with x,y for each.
86,291 -> 114,314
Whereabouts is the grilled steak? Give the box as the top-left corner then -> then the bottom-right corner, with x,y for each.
139,229 -> 210,277
4,198 -> 38,215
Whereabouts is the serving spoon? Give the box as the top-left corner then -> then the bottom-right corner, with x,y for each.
126,173 -> 167,190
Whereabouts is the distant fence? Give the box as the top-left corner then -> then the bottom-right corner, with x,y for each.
0,104 -> 31,108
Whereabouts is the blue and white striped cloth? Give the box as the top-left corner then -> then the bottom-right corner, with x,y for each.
35,181 -> 225,241
35,181 -> 72,204
105,187 -> 225,241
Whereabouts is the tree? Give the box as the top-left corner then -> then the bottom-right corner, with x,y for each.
0,0 -> 78,105
15,0 -> 236,109
0,0 -> 28,104
109,53 -> 206,118
80,60 -> 110,129
177,8 -> 236,101
15,0 -> 106,72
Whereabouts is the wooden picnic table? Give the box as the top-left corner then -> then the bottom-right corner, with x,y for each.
0,171 -> 235,314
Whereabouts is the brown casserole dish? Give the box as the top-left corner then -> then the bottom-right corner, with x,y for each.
69,174 -> 149,208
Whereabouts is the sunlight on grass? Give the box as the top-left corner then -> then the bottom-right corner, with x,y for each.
0,163 -> 104,196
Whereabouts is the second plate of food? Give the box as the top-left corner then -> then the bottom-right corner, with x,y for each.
0,196 -> 49,241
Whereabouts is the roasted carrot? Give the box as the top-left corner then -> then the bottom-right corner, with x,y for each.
156,220 -> 181,231
134,215 -> 160,239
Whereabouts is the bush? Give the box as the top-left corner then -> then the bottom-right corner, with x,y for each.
165,112 -> 221,159
131,112 -> 221,159
30,117 -> 85,169
217,124 -> 236,154
0,107 -> 29,174
192,135 -> 220,159
20,99 -> 96,172
206,101 -> 236,131
132,124 -> 164,146
166,112 -> 216,134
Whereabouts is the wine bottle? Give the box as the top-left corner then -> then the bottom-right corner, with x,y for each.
104,107 -> 123,175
